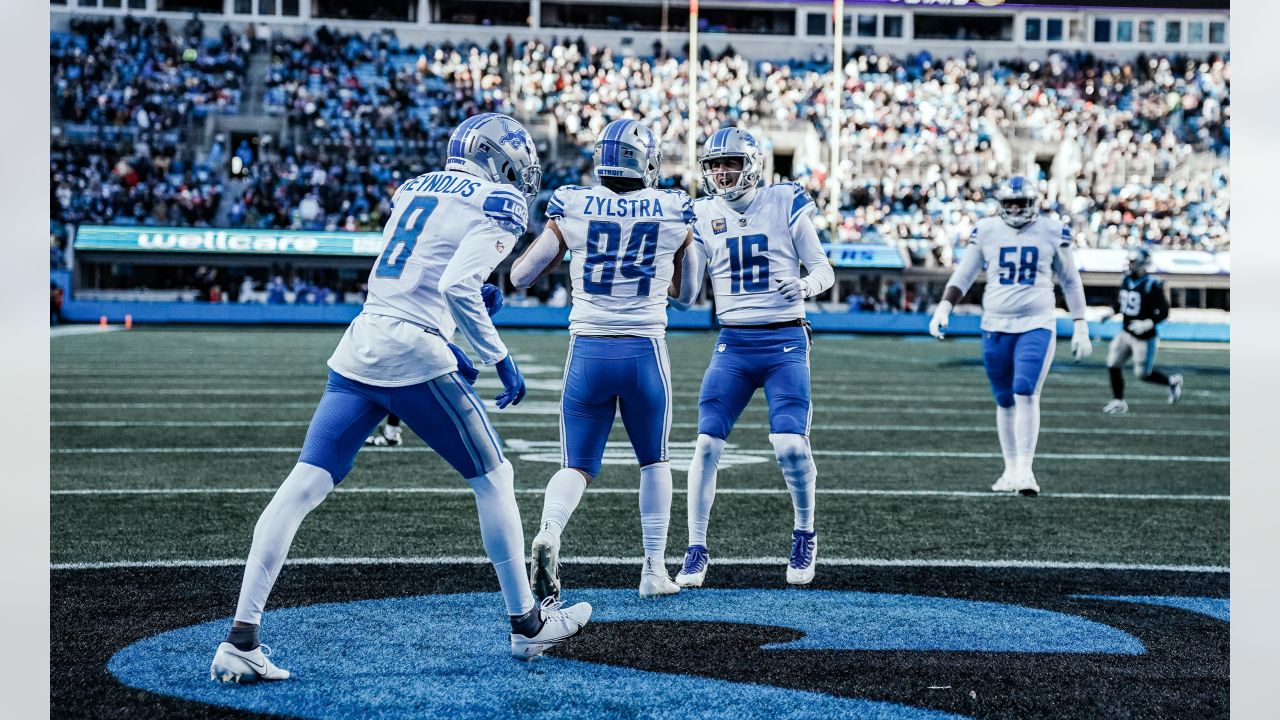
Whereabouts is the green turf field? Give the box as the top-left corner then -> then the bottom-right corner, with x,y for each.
49,326 -> 1230,719
51,326 -> 1228,569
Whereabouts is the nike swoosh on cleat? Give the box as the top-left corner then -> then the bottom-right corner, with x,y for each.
231,654 -> 266,671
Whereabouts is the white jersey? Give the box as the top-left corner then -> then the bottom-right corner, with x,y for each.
328,170 -> 527,386
691,182 -> 821,325
950,216 -> 1074,334
547,184 -> 695,337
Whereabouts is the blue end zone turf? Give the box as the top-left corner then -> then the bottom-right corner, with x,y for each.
1075,595 -> 1230,622
109,589 -> 1144,719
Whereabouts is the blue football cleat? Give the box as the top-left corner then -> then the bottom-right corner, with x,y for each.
787,530 -> 817,585
675,545 -> 709,588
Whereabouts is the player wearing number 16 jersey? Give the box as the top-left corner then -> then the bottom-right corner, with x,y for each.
511,118 -> 699,601
209,115 -> 591,684
929,175 -> 1092,497
676,127 -> 835,589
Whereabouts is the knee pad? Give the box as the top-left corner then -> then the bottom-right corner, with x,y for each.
468,459 -> 515,500
690,435 -> 726,471
1012,377 -> 1038,397
769,433 -> 811,474
994,391 -> 1015,409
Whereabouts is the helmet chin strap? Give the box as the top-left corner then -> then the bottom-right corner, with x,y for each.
726,185 -> 758,212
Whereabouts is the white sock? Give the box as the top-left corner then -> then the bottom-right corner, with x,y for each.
235,462 -> 334,625
467,460 -> 534,617
996,405 -> 1016,476
639,462 -> 673,574
687,434 -> 725,547
1013,393 -> 1041,478
770,433 -> 816,532
539,468 -> 588,540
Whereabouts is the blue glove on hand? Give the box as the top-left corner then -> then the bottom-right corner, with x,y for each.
481,283 -> 504,317
447,343 -> 479,385
494,354 -> 526,409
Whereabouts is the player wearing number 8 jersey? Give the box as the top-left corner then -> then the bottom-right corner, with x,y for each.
511,118 -> 699,601
209,115 -> 591,684
676,127 -> 835,589
929,175 -> 1092,497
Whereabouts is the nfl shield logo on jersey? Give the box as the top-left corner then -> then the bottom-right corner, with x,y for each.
738,217 -> 749,228
495,240 -> 506,254
712,218 -> 727,234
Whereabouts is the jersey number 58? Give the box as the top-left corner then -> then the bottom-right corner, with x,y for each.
997,246 -> 1039,286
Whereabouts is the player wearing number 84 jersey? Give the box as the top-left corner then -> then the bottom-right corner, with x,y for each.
677,127 -> 835,589
511,118 -> 699,602
929,175 -> 1092,497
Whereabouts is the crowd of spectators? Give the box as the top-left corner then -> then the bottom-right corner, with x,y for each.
51,15 -> 249,131
50,22 -> 1229,259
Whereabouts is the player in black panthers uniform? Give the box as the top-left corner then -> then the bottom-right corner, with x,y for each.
1103,247 -> 1183,413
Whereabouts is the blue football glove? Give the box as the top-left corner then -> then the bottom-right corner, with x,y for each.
493,354 -> 526,409
447,343 -> 479,385
481,283 -> 504,317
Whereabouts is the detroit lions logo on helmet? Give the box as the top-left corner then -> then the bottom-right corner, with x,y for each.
496,119 -> 528,151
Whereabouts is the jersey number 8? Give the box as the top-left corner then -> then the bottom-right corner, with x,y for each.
583,220 -> 659,296
376,196 -> 439,279
997,245 -> 1039,286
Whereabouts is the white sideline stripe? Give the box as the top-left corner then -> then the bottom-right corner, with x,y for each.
49,487 -> 1228,501
49,555 -> 1229,573
49,447 -> 1230,463
48,420 -> 1230,437
50,325 -> 124,337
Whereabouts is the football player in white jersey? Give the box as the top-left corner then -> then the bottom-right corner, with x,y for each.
675,127 -> 835,588
210,114 -> 591,684
510,118 -> 699,601
929,175 -> 1092,496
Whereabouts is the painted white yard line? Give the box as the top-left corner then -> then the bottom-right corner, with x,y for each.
49,555 -> 1229,573
47,386 -> 1230,405
49,446 -> 1229,463
48,419 -> 1230,437
50,402 -> 1230,420
49,486 -> 1228,501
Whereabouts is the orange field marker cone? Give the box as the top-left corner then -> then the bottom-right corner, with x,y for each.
99,316 -> 108,327
125,314 -> 133,329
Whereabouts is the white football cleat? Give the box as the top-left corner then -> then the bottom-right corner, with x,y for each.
1013,474 -> 1041,497
787,530 -> 817,585
1168,374 -> 1184,404
639,570 -> 680,598
210,642 -> 290,683
529,530 -> 561,603
675,545 -> 709,588
991,474 -> 1019,492
1103,399 -> 1129,414
510,597 -> 592,660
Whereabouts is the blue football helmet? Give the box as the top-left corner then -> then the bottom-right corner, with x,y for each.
995,175 -> 1040,228
698,127 -> 764,201
445,113 -> 542,203
593,118 -> 661,189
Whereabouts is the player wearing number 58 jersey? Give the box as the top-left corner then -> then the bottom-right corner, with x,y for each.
511,118 -> 699,602
676,127 -> 835,589
929,175 -> 1092,497
209,115 -> 591,685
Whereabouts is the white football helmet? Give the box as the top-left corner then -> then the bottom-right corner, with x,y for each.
1126,246 -> 1153,276
995,175 -> 1040,228
698,127 -> 764,201
593,118 -> 661,188
445,113 -> 542,203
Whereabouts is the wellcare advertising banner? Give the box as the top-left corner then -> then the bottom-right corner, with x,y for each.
74,225 -> 384,257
